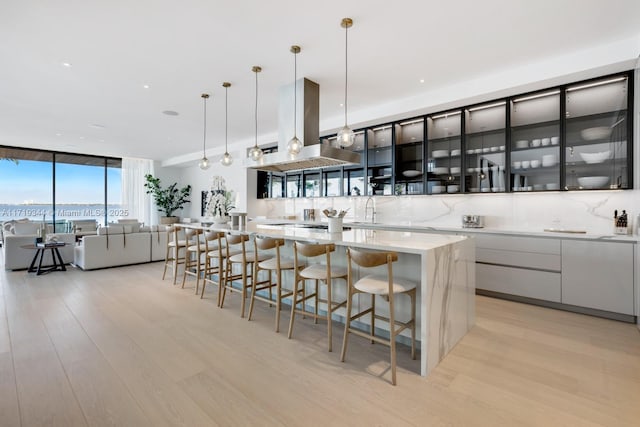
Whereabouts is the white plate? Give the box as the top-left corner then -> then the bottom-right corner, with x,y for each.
402,170 -> 422,178
432,150 -> 449,158
451,149 -> 461,156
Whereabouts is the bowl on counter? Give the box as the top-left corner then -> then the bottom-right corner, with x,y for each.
577,176 -> 609,189
579,150 -> 611,164
432,149 -> 449,158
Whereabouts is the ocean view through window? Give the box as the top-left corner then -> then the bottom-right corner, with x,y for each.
1,146 -> 122,231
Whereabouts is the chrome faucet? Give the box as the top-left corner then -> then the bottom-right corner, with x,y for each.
364,196 -> 376,223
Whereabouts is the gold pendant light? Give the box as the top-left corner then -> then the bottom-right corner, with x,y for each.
337,17 -> 355,147
287,45 -> 303,156
198,93 -> 210,170
248,66 -> 264,161
220,82 -> 233,166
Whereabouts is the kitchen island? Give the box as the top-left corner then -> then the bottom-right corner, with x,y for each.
197,222 -> 475,377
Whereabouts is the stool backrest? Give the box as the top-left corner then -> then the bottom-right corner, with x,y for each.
347,248 -> 397,268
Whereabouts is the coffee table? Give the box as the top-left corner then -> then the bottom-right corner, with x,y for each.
21,243 -> 67,275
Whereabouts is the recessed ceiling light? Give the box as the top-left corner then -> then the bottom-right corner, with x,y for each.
420,79 -> 425,83
89,123 -> 106,129
62,62 -> 72,67
339,103 -> 344,107
162,110 -> 179,116
143,84 -> 150,89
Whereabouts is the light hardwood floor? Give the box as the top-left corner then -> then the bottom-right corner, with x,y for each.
1,258 -> 639,426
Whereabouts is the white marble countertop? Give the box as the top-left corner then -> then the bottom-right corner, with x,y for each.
192,222 -> 469,254
249,218 -> 637,243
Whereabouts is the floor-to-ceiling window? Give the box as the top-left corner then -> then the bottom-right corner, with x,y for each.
0,146 -> 121,231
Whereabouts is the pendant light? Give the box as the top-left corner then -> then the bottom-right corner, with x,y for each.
248,66 -> 264,161
287,45 -> 303,156
220,82 -> 233,166
337,17 -> 355,147
198,93 -> 210,170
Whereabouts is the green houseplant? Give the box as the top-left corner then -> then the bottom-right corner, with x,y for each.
144,174 -> 192,223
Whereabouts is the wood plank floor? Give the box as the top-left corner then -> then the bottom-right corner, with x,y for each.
1,259 -> 639,426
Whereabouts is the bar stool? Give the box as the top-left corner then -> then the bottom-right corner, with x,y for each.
248,236 -> 296,332
162,225 -> 187,285
200,230 -> 225,303
219,233 -> 271,318
182,228 -> 206,293
288,241 -> 347,352
340,248 -> 417,386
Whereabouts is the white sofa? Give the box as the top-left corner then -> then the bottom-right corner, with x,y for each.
3,233 -> 76,270
74,224 -> 169,270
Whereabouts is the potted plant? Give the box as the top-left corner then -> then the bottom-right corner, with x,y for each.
144,174 -> 192,224
204,176 -> 235,223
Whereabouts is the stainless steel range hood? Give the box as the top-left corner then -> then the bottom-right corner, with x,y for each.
247,78 -> 360,172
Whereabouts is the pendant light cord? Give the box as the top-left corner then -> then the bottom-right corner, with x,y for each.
225,85 -> 228,152
255,69 -> 258,147
343,23 -> 348,126
203,96 -> 207,156
293,51 -> 297,137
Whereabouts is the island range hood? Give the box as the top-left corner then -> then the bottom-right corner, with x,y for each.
247,78 -> 360,172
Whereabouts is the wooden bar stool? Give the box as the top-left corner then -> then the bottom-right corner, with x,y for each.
182,228 -> 206,293
248,236 -> 296,332
162,225 -> 187,285
288,241 -> 347,352
340,248 -> 417,386
200,231 -> 225,303
219,233 -> 271,318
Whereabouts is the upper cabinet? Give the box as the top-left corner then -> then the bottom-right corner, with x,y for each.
464,102 -> 506,193
510,90 -> 561,191
564,75 -> 631,190
260,71 -> 633,198
395,118 -> 424,195
427,111 -> 461,194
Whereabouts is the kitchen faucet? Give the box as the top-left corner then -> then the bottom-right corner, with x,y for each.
364,196 -> 376,223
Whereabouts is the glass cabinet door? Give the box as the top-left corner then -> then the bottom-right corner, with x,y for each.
565,74 -> 630,190
367,125 -> 393,195
427,111 -> 461,194
303,171 -> 320,197
394,118 -> 424,195
270,174 -> 284,198
464,102 -> 506,193
510,90 -> 561,191
285,173 -> 301,198
322,169 -> 341,197
340,131 -> 365,196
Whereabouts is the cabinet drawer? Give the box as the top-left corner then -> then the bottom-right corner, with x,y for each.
477,263 -> 561,302
477,248 -> 561,271
475,234 -> 561,255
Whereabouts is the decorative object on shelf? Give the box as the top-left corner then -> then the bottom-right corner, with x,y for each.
336,17 -> 355,147
287,45 -> 303,156
580,118 -> 624,141
144,174 -> 192,223
402,170 -> 421,178
248,66 -> 264,161
198,93 -> 211,170
220,82 -> 233,166
577,176 -> 609,189
204,176 -> 235,223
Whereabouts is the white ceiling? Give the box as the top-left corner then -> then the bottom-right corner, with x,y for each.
1,0 -> 639,164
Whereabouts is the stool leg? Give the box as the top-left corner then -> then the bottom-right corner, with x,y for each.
275,268 -> 282,332
287,276 -> 300,339
371,294 -> 376,344
162,245 -> 171,280
326,278 -> 332,352
247,263 -> 258,321
314,279 -> 319,324
340,288 -> 353,362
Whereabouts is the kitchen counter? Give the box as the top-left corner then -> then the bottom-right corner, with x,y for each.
252,218 -> 638,243
185,221 -> 476,377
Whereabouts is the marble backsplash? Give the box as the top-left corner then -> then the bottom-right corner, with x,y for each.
253,189 -> 640,235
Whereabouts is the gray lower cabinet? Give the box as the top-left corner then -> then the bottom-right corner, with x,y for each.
477,263 -> 561,302
561,240 -> 634,315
